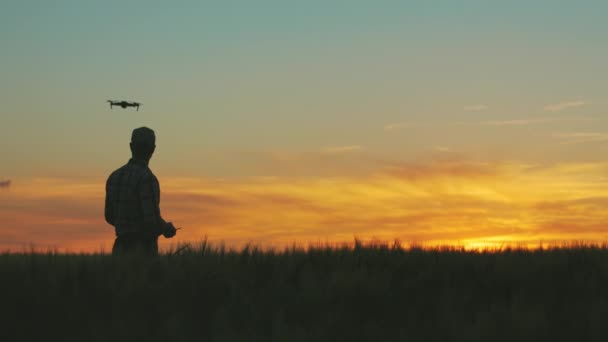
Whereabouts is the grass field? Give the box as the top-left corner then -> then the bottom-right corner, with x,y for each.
2,240 -> 608,341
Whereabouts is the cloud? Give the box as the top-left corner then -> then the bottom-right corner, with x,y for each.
384,122 -> 413,131
221,148 -> 380,178
543,100 -> 586,112
552,132 -> 608,145
6,160 -> 608,251
475,116 -> 591,126
480,119 -> 548,126
0,180 -> 10,188
165,192 -> 240,208
385,160 -> 501,181
464,104 -> 488,111
385,116 -> 592,130
322,145 -> 362,154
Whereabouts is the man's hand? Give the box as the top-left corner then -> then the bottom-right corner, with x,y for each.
163,222 -> 177,238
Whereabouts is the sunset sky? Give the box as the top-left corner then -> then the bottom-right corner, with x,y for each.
2,1 -> 608,251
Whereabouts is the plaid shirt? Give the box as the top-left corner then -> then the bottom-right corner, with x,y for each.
105,158 -> 166,237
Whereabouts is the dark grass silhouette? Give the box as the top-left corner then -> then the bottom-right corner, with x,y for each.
2,240 -> 608,341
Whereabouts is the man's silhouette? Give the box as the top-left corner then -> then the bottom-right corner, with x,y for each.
105,127 -> 177,256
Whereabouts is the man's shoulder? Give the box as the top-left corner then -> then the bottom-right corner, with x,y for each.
107,161 -> 153,184
107,163 -> 129,181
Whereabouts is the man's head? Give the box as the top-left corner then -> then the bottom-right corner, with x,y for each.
130,127 -> 156,161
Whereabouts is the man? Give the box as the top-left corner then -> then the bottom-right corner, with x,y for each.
105,127 -> 177,256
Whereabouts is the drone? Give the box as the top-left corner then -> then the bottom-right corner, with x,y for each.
107,100 -> 142,111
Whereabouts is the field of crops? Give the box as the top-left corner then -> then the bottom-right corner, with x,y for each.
2,241 -> 608,341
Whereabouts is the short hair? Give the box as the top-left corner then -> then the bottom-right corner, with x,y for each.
131,127 -> 156,145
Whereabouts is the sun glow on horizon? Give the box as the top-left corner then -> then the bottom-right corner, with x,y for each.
2,158 -> 608,253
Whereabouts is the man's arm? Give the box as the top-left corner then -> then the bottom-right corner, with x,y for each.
104,174 -> 115,226
139,171 -> 168,236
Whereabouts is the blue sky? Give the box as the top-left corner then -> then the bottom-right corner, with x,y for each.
1,1 -> 608,178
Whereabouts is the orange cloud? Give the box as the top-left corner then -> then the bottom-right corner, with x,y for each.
464,104 -> 488,111
543,100 -> 586,112
322,145 -> 363,154
2,159 -> 608,252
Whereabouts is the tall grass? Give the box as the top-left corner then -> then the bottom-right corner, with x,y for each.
2,240 -> 608,341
